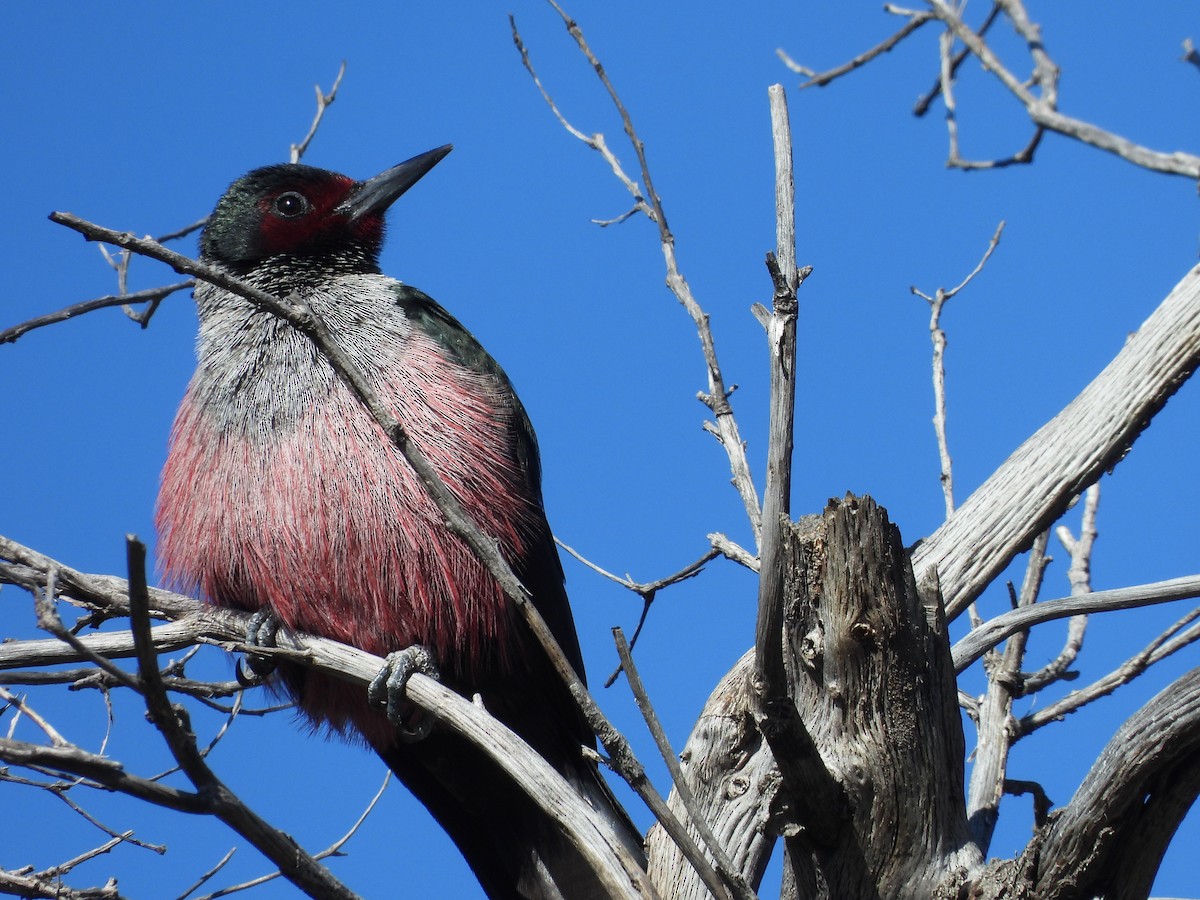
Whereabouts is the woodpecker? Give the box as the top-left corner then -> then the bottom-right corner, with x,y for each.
156,147 -> 643,898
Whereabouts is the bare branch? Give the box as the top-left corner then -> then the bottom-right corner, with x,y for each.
1034,668 -> 1200,897
645,650 -> 778,898
50,789 -> 166,856
0,867 -> 124,900
0,736 -> 209,813
176,848 -> 237,900
0,686 -> 69,746
1020,484 -> 1100,693
290,61 -> 347,164
554,539 -> 719,687
1,533 -> 653,898
790,9 -> 935,88
518,2 -> 763,543
752,88 -> 807,829
965,529 -> 1049,854
914,3 -> 1003,116
510,16 -> 650,217
0,281 -> 194,345
925,0 -> 1200,178
807,3 -> 1200,177
614,630 -> 749,900
556,539 -> 719,602
32,576 -> 142,693
0,620 -> 202,671
1017,607 -> 1200,736
952,575 -> 1200,671
707,532 -> 759,571
154,217 -> 208,244
189,776 -> 390,900
912,221 -> 1005,519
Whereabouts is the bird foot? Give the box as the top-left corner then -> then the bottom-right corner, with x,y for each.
236,609 -> 282,684
368,645 -> 441,743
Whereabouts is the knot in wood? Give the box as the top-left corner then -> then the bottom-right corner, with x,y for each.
725,773 -> 750,799
846,761 -> 870,787
850,620 -> 878,648
825,678 -> 844,704
800,626 -> 823,670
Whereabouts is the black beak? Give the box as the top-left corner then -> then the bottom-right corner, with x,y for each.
338,145 -> 453,221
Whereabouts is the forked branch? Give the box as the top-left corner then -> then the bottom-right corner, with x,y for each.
513,2 -> 763,546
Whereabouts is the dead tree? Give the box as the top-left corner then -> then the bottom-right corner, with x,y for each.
2,4 -> 1199,898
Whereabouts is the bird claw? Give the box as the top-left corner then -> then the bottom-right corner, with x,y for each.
368,645 -> 440,743
236,609 -> 281,685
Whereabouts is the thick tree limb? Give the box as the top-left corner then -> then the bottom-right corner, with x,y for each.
1033,667 -> 1200,898
914,263 -> 1200,619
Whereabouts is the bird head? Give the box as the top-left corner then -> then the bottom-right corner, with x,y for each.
199,145 -> 452,274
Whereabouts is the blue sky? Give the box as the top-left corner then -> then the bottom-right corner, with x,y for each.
2,2 -> 1198,897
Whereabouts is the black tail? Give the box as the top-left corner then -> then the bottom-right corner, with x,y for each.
377,721 -> 645,899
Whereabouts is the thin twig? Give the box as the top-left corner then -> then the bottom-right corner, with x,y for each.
51,789 -> 167,854
556,540 -> 718,601
788,9 -> 935,88
191,775 -> 390,900
0,686 -> 69,746
911,221 -> 1005,519
510,17 -> 650,218
0,281 -> 194,345
1021,484 -> 1099,693
614,629 -> 754,900
554,540 -> 720,687
42,836 -> 128,879
1017,607 -> 1200,736
517,3 -> 764,542
964,529 -> 1049,853
176,848 -> 237,900
33,575 -> 142,693
927,0 -> 1200,177
290,62 -> 347,164
707,532 -> 759,571
914,2 -> 1004,116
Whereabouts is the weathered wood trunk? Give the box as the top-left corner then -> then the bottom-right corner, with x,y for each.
646,495 -> 1200,899
647,496 -> 980,898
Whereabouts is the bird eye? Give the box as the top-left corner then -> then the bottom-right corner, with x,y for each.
272,191 -> 310,219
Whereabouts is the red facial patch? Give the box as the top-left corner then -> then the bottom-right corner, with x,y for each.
254,172 -> 371,256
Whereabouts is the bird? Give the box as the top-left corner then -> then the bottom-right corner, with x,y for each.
155,147 -> 644,898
